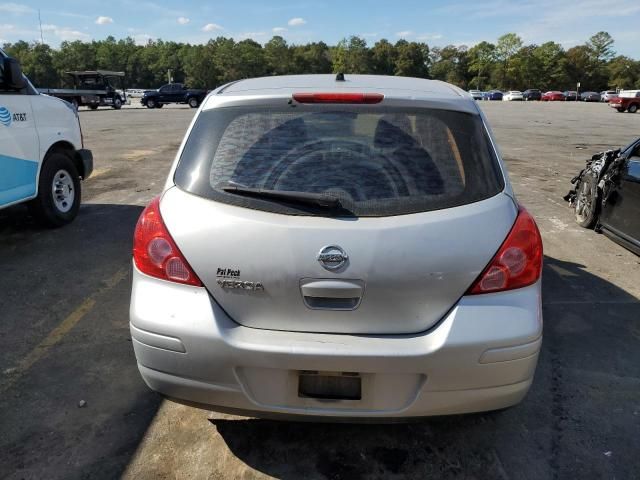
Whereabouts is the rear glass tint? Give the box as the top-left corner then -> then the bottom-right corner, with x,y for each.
175,105 -> 504,217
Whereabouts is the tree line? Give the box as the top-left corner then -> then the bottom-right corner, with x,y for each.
3,31 -> 639,92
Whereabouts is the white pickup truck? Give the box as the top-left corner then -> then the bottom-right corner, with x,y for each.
0,49 -> 93,227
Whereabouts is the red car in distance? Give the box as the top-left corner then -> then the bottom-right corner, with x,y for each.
541,91 -> 566,101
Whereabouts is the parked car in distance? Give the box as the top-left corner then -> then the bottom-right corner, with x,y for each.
523,89 -> 542,101
468,89 -> 483,100
0,49 -> 93,227
580,91 -> 601,102
503,91 -> 524,101
130,74 -> 544,420
608,90 -> 640,113
485,90 -> 504,101
141,83 -> 207,109
541,91 -> 565,101
126,88 -> 149,98
570,139 -> 640,255
600,91 -> 618,102
563,91 -> 578,101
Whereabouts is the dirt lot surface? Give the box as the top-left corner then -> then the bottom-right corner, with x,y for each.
1,101 -> 639,479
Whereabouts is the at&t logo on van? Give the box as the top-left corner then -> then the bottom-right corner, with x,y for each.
0,106 -> 11,127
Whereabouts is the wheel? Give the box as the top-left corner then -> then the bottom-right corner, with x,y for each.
628,104 -> 638,113
28,152 -> 81,227
156,104 -> 164,108
89,105 -> 99,110
113,97 -> 122,110
574,174 -> 599,229
188,97 -> 199,108
146,98 -> 156,109
616,107 -> 625,113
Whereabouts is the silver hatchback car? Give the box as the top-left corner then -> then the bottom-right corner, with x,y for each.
130,74 -> 543,420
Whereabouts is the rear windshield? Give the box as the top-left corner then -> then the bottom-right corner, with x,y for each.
174,105 -> 504,217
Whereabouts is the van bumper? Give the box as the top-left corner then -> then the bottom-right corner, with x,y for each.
130,266 -> 543,420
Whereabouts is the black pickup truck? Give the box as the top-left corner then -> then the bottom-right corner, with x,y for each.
140,83 -> 207,108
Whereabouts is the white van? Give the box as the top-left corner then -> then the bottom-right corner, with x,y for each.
0,49 -> 92,227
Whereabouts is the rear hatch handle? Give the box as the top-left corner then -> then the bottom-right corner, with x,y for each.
300,279 -> 365,311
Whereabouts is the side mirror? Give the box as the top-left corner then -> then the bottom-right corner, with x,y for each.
3,57 -> 27,90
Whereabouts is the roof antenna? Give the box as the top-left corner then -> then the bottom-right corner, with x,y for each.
335,72 -> 345,82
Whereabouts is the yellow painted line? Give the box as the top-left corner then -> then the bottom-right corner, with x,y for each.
90,167 -> 112,178
1,267 -> 129,394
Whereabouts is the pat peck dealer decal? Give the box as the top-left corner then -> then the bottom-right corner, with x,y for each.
216,267 -> 264,291
0,106 -> 27,127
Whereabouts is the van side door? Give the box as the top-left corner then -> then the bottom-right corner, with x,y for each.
0,60 -> 39,208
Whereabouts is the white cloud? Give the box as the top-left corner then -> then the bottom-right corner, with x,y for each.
133,33 -> 153,45
0,3 -> 34,14
41,23 -> 90,41
395,30 -> 413,38
287,17 -> 306,26
237,31 -> 267,40
95,16 -> 113,25
272,27 -> 287,33
416,33 -> 443,41
202,23 -> 223,32
177,16 -> 190,25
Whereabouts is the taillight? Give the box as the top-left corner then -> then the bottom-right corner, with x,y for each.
292,92 -> 384,104
467,206 -> 543,295
133,196 -> 202,286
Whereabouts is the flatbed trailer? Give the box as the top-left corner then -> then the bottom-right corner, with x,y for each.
39,70 -> 127,110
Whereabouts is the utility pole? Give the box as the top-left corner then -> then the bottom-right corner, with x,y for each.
38,9 -> 44,44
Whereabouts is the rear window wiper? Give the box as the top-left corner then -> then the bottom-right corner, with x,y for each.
220,182 -> 342,209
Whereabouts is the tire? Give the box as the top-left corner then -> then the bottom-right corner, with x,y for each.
113,97 -> 122,110
616,107 -> 625,113
188,97 -> 199,108
89,105 -> 99,110
574,174 -> 599,229
156,104 -> 164,108
146,98 -> 156,109
628,104 -> 638,113
28,152 -> 81,228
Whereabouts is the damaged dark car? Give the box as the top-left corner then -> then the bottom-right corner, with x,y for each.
565,138 -> 640,255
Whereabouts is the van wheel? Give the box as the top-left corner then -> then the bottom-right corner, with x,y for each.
574,175 -> 599,228
113,97 -> 122,109
146,98 -> 156,108
29,152 -> 81,228
188,97 -> 199,108
628,104 -> 638,113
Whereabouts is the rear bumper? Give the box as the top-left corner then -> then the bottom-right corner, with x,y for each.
130,267 -> 542,419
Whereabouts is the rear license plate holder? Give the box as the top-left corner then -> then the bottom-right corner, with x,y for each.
298,371 -> 362,401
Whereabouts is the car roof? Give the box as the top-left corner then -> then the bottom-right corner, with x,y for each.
219,74 -> 465,99
208,74 -> 479,113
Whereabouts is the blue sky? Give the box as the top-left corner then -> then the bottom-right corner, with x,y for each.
1,0 -> 639,57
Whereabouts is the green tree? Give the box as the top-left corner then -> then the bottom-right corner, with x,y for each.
495,33 -> 523,89
394,40 -> 429,77
264,36 -> 292,75
331,36 -> 372,74
608,56 -> 640,90
468,41 -> 495,90
371,39 -> 397,75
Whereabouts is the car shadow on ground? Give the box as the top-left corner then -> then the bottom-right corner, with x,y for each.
210,255 -> 640,480
0,203 -> 164,480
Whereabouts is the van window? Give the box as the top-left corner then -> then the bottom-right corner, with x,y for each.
175,106 -> 505,217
